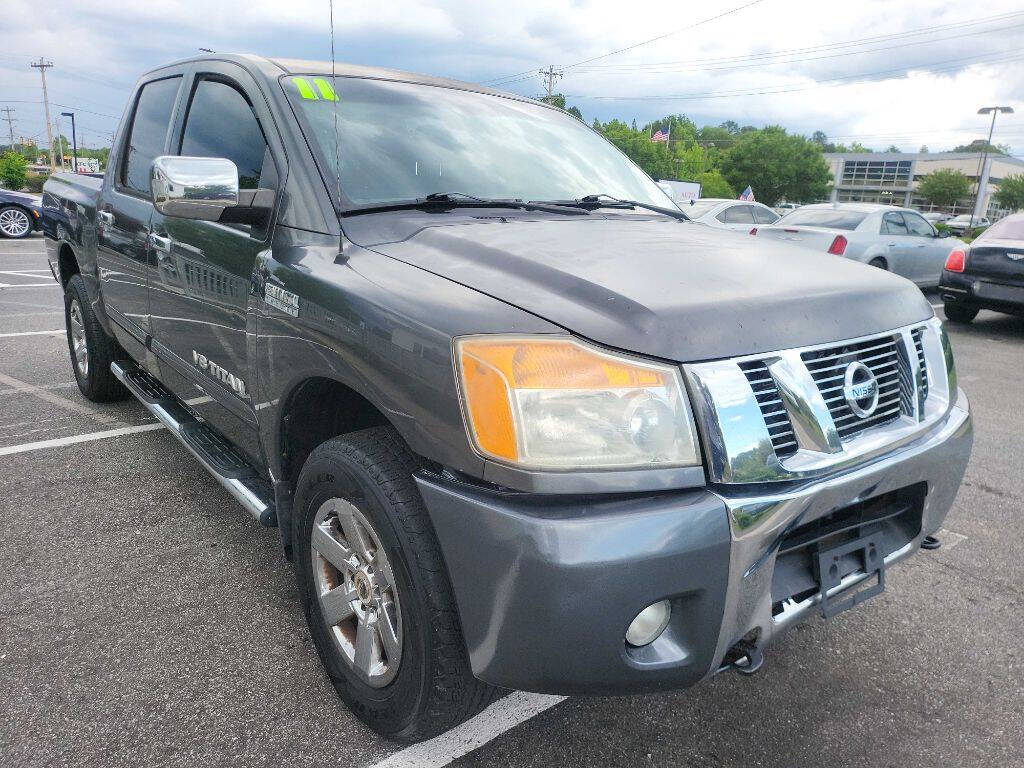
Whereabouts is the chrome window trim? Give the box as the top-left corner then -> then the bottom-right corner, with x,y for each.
684,317 -> 954,486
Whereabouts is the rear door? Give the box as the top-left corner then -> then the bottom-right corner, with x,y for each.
149,63 -> 282,461
880,211 -> 914,280
96,74 -> 183,350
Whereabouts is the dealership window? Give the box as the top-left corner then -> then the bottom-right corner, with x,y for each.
839,160 -> 911,187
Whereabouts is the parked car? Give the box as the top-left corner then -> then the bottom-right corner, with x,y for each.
683,198 -> 780,230
42,54 -> 972,743
774,201 -> 801,214
939,212 -> 1024,322
921,211 -> 952,224
0,188 -> 42,239
753,203 -> 964,287
945,214 -> 990,234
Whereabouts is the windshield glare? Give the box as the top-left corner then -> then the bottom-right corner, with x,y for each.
287,76 -> 672,208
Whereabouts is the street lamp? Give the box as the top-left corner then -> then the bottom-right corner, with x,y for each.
60,110 -> 77,174
970,106 -> 1014,228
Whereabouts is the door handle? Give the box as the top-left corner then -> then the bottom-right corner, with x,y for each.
97,210 -> 114,227
887,243 -> 897,247
149,233 -> 172,253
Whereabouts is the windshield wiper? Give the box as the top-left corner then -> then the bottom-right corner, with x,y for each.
342,192 -> 589,216
534,193 -> 690,221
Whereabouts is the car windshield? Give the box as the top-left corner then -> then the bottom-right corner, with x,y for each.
976,216 -> 1024,241
776,209 -> 868,230
286,75 -> 672,209
683,200 -> 720,218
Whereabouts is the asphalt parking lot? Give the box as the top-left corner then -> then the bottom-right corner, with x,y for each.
1,233 -> 1022,768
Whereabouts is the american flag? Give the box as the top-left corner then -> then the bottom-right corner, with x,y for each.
738,185 -> 755,201
650,125 -> 669,143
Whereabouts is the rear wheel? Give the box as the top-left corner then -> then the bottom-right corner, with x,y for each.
868,257 -> 887,270
294,426 -> 496,742
64,274 -> 128,402
943,303 -> 978,323
0,205 -> 32,239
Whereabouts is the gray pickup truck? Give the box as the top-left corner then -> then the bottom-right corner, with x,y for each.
42,54 -> 972,742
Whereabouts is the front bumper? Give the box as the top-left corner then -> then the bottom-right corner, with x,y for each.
418,388 -> 972,695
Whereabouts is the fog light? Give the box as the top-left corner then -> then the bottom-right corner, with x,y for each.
625,600 -> 671,647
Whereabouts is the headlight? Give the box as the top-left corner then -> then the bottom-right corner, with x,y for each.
455,335 -> 700,470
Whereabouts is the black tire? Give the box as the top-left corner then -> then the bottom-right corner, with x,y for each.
64,274 -> 129,402
0,205 -> 33,239
293,426 -> 496,742
943,302 -> 978,323
868,257 -> 887,270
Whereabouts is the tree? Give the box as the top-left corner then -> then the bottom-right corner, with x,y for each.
811,131 -> 828,147
919,145 -> 929,154
951,139 -> 1008,154
0,151 -> 28,190
885,144 -> 901,153
718,126 -> 832,206
916,169 -> 971,208
696,170 -> 735,199
994,174 -> 1024,212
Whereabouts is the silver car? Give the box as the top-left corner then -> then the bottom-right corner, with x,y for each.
682,198 -> 780,231
753,203 -> 965,287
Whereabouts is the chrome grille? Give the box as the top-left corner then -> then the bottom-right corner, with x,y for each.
911,327 -> 928,411
801,335 -> 904,439
739,360 -> 798,458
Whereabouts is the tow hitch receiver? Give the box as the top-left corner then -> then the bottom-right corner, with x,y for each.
815,527 -> 886,619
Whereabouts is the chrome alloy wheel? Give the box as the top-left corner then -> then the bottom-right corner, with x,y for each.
0,207 -> 31,238
311,498 -> 402,687
69,299 -> 89,378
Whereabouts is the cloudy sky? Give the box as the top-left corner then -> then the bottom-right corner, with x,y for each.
2,0 -> 1023,154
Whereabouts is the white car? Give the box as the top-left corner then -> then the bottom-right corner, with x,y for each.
752,203 -> 965,287
682,198 -> 780,231
945,214 -> 990,234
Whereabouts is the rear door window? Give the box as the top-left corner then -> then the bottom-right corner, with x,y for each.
719,205 -> 755,223
121,76 -> 182,196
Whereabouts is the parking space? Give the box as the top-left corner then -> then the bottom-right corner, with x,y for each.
1,233 -> 1022,767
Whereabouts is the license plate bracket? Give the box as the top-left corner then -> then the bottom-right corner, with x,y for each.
814,528 -> 886,619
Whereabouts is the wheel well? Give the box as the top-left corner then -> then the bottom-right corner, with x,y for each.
868,255 -> 888,269
58,243 -> 80,287
279,377 -> 390,482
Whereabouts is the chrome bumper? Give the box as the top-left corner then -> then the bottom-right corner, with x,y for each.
707,387 -> 972,672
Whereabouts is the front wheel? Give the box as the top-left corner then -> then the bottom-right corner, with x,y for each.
0,205 -> 32,239
294,426 -> 496,742
943,303 -> 978,323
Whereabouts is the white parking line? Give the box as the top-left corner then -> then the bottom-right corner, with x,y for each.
0,422 -> 165,457
0,283 -> 58,288
368,692 -> 566,768
0,329 -> 63,338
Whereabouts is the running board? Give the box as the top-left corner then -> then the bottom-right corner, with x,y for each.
111,360 -> 277,527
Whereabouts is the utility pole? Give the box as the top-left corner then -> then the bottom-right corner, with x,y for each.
538,65 -> 563,103
61,111 -> 77,173
30,57 -> 55,169
970,106 -> 1014,229
1,106 -> 15,150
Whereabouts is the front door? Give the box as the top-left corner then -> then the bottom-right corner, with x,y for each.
96,75 -> 183,349
149,65 -> 281,462
902,210 -> 946,284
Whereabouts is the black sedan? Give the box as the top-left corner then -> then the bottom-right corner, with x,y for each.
939,212 -> 1024,322
0,188 -> 43,239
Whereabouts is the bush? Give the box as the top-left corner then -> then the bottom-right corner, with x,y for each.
934,222 -> 950,234
22,173 -> 46,193
0,150 -> 28,190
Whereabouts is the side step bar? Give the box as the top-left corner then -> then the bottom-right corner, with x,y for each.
112,360 -> 277,527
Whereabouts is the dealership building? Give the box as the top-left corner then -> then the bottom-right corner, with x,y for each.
823,151 -> 1024,218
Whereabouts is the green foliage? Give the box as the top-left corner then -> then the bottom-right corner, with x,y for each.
23,173 -> 46,193
917,169 -> 971,208
0,150 -> 28,190
993,173 -> 1024,212
951,139 -> 1008,154
718,126 -> 831,206
696,170 -> 735,199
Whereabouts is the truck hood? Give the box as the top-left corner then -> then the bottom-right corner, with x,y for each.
347,214 -> 933,361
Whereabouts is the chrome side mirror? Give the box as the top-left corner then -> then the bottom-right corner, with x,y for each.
150,156 -> 239,220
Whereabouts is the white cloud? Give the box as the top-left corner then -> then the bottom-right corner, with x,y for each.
1,0 -> 1021,153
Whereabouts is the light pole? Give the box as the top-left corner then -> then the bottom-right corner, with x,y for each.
971,106 -> 1013,228
60,111 -> 77,173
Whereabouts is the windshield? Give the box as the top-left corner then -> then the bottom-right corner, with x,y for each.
684,200 -> 720,218
777,209 -> 867,230
285,75 -> 671,208
977,216 -> 1024,241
